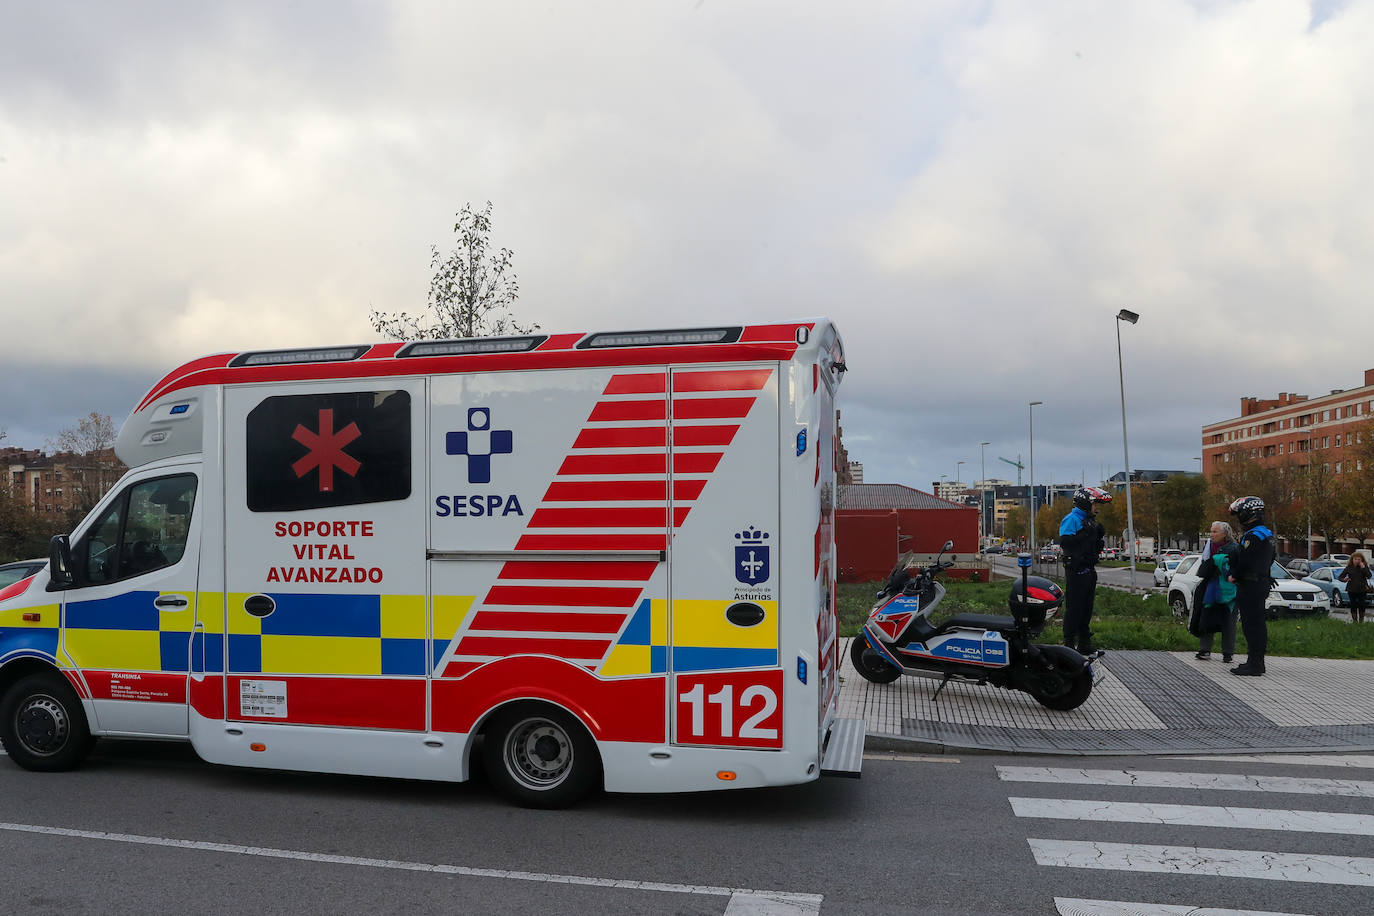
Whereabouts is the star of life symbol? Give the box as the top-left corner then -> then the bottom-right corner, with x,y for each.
446,408 -> 514,484
734,526 -> 771,586
292,408 -> 361,493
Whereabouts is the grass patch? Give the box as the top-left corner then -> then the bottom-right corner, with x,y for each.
838,578 -> 1374,659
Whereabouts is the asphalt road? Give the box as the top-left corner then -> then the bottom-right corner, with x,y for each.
3,740 -> 1372,914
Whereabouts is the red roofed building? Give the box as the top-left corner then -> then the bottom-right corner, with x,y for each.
836,483 -> 979,582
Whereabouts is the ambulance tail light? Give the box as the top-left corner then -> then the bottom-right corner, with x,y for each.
578,327 -> 742,348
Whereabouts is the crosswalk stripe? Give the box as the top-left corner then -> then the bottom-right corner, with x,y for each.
1010,797 -> 1374,835
1170,754 -> 1374,769
1029,839 -> 1374,886
997,766 -> 1374,798
1054,897 -> 1311,916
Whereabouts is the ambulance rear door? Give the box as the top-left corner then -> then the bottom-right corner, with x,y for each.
666,364 -> 784,751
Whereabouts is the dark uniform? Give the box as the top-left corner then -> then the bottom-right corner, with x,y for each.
1058,505 -> 1105,652
1230,522 -> 1275,675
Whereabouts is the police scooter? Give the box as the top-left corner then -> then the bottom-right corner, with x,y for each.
849,544 -> 1102,710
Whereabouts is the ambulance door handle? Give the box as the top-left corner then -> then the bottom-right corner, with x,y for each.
155,595 -> 189,609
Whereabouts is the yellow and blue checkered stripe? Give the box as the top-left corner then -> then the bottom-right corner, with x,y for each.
0,603 -> 60,661
602,599 -> 778,676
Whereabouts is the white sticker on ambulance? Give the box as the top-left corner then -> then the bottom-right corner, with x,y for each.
240,680 -> 288,718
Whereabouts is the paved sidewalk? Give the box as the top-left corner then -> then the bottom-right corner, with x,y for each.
839,638 -> 1374,756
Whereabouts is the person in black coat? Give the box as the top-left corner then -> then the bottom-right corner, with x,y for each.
1338,553 -> 1372,624
1228,496 -> 1276,676
1189,521 -> 1240,662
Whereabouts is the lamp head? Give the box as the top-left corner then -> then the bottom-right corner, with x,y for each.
1117,309 -> 1140,324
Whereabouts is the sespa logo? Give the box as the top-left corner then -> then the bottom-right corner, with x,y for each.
435,407 -> 525,518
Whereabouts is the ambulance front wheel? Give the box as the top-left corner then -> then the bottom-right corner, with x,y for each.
483,703 -> 601,809
0,672 -> 94,771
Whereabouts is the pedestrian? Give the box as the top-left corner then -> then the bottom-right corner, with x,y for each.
1189,521 -> 1239,662
1057,486 -> 1112,654
1227,496 -> 1275,677
1338,553 -> 1372,624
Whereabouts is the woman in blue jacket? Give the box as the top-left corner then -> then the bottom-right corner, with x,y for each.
1190,521 -> 1240,661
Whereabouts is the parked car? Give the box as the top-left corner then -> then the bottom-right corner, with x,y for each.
1153,557 -> 1183,588
1303,565 -> 1352,608
1286,558 -> 1341,577
1160,549 -> 1185,560
1317,553 -> 1351,565
1168,556 -> 1329,620
0,558 -> 46,589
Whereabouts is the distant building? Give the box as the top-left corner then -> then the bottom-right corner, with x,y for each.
1201,371 -> 1374,480
1105,469 -> 1199,488
2,446 -> 125,520
836,483 -> 978,581
847,461 -> 863,483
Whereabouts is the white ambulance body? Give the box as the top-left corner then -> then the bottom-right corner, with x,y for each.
0,320 -> 860,806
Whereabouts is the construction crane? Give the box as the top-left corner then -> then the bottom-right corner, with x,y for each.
999,455 -> 1024,485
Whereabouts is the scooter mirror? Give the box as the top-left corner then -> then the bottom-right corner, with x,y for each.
942,540 -> 954,552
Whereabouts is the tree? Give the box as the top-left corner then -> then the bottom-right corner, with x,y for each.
47,412 -> 122,517
1002,505 -> 1028,543
1339,421 -> 1374,551
1157,474 -> 1208,550
1302,447 -> 1345,553
370,201 -> 538,341
0,488 -> 49,563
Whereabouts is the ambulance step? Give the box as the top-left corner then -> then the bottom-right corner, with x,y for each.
820,717 -> 865,778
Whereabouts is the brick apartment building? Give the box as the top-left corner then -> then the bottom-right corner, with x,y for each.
1201,369 -> 1374,478
2,446 -> 125,520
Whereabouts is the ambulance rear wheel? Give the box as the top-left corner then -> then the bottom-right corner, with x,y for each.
0,673 -> 93,772
483,704 -> 600,809
849,636 -> 902,684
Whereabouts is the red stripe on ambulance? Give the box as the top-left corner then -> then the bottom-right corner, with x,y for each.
485,585 -> 642,608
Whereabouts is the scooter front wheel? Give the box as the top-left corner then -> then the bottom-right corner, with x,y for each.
849,636 -> 902,684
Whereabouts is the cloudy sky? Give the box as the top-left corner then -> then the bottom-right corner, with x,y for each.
3,0 -> 1371,494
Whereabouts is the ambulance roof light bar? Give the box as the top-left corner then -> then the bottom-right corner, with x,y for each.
577,327 -> 742,349
229,346 -> 368,368
396,335 -> 547,358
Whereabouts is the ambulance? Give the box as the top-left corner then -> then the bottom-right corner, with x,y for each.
0,319 -> 862,806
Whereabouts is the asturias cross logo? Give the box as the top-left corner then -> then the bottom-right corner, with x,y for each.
446,407 -> 513,484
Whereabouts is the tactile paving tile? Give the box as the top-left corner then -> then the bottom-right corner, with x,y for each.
1104,650 -> 1275,728
840,638 -> 1374,755
1179,652 -> 1374,726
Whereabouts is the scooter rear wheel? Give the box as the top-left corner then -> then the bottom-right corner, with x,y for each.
849,636 -> 902,684
1027,663 -> 1093,711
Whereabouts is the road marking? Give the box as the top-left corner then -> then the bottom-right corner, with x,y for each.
1010,797 -> 1374,835
997,766 -> 1374,798
1029,838 -> 1374,886
0,822 -> 821,913
1169,754 -> 1374,769
1054,898 -> 1311,916
861,754 -> 961,764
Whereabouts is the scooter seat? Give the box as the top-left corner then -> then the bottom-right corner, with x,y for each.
942,612 -> 1016,632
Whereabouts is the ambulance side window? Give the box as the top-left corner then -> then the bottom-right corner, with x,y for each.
77,474 -> 198,585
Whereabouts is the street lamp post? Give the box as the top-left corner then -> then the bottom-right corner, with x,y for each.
979,442 -> 990,550
1116,309 -> 1140,592
1029,401 -> 1043,555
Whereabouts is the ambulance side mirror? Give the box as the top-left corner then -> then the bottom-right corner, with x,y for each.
47,535 -> 75,591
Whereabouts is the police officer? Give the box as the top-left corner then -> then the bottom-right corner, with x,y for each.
1228,496 -> 1275,676
1057,486 -> 1112,654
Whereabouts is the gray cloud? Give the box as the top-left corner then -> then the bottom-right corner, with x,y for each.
3,0 -> 1372,495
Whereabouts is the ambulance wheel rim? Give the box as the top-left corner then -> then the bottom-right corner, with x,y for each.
503,717 -> 573,789
15,694 -> 70,757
